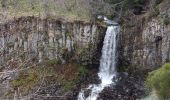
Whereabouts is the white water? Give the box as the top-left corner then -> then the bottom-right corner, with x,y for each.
78,24 -> 120,100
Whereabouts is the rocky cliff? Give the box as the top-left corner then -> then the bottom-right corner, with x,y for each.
120,0 -> 170,70
0,17 -> 106,67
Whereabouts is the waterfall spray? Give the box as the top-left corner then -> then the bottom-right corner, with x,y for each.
78,19 -> 120,100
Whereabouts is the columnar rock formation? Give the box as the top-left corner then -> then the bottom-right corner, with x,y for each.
0,17 -> 106,66
120,2 -> 170,70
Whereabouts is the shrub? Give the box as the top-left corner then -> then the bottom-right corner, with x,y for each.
145,63 -> 170,99
78,66 -> 89,76
11,71 -> 38,95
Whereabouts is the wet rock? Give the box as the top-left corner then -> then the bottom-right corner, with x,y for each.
99,73 -> 145,100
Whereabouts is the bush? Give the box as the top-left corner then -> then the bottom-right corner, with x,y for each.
145,63 -> 170,99
78,65 -> 89,76
11,71 -> 38,95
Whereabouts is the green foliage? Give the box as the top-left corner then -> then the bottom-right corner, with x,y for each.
145,63 -> 170,99
11,72 -> 38,88
78,65 -> 89,76
46,59 -> 61,66
8,63 -> 89,97
63,81 -> 75,92
66,32 -> 72,37
11,71 -> 38,95
63,65 -> 89,92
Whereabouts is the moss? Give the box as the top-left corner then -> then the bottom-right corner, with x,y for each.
76,46 -> 89,56
76,48 -> 83,55
63,81 -> 75,92
62,64 -> 89,92
46,59 -> 61,66
78,65 -> 89,76
8,62 -> 90,97
47,45 -> 56,50
163,15 -> 170,26
60,46 -> 68,54
145,63 -> 170,99
7,42 -> 14,47
119,66 -> 129,72
11,70 -> 38,95
3,90 -> 14,100
66,32 -> 73,38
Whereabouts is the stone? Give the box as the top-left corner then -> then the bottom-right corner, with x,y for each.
120,5 -> 170,70
0,17 -> 106,66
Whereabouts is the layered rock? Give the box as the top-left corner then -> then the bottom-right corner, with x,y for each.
120,1 -> 170,70
0,17 -> 106,66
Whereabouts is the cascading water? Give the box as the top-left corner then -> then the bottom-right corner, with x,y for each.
78,19 -> 120,100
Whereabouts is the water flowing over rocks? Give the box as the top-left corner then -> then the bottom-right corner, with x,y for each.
99,73 -> 145,100
66,71 -> 145,100
78,19 -> 120,100
0,1 -> 170,99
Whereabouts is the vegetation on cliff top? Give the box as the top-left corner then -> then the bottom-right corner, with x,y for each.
0,0 -> 164,22
0,0 -> 91,21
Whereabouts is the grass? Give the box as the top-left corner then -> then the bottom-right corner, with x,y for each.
78,65 -> 89,76
8,59 -> 90,98
0,0 -> 91,22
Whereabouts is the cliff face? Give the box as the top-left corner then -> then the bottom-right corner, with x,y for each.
0,1 -> 170,71
120,1 -> 170,70
0,17 -> 106,66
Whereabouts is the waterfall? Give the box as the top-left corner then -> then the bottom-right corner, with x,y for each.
78,22 -> 120,100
